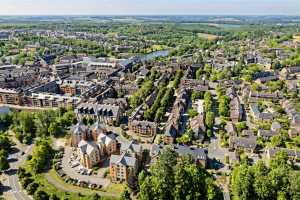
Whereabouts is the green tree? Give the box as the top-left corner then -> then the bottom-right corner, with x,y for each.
34,190 -> 49,200
231,164 -> 254,200
205,111 -> 214,129
48,122 -> 62,137
35,110 -> 57,137
30,140 -> 53,173
26,182 -> 39,195
219,95 -> 230,117
0,150 -> 9,171
120,187 -> 131,200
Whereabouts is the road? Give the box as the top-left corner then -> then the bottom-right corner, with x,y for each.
208,133 -> 235,166
3,144 -> 34,200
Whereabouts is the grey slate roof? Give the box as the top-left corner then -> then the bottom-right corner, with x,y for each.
120,140 -> 142,154
78,140 -> 99,155
110,152 -> 137,167
76,103 -> 120,118
71,121 -> 87,135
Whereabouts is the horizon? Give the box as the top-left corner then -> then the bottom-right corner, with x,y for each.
0,0 -> 300,16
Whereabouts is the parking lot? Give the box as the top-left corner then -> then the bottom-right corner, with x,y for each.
59,147 -> 110,188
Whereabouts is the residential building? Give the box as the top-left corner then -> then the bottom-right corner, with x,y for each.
75,103 -> 122,125
249,103 -> 273,121
78,140 -> 101,169
0,88 -> 22,105
230,97 -> 243,122
150,144 -> 208,168
229,136 -> 257,153
110,152 -> 138,183
266,148 -> 300,161
128,120 -> 158,137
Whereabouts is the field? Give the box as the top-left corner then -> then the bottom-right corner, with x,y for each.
197,33 -> 219,40
293,35 -> 300,43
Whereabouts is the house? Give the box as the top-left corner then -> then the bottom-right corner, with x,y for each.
110,152 -> 138,183
230,97 -> 243,123
248,91 -> 283,102
280,66 -> 300,79
229,136 -> 257,153
164,122 -> 178,144
174,145 -> 208,167
190,114 -> 206,142
249,103 -> 273,121
225,122 -> 237,136
119,140 -> 143,162
255,75 -> 278,84
226,87 -> 237,99
71,121 -> 128,169
181,79 -> 209,92
282,100 -> 300,138
271,122 -> 281,133
257,129 -> 279,140
266,148 -> 300,161
150,144 -> 208,168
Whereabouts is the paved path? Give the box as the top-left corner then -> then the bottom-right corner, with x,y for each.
3,144 -> 34,200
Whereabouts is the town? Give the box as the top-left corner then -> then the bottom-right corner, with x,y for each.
0,14 -> 300,200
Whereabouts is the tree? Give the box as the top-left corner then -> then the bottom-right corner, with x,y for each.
231,164 -> 254,200
231,150 -> 295,200
120,187 -> 131,200
252,161 -> 273,199
205,111 -> 214,129
0,150 -> 9,171
34,190 -> 49,200
188,108 -> 198,118
219,95 -> 230,117
30,140 -> 53,173
154,108 -> 164,122
289,173 -> 300,200
48,122 -> 62,137
0,133 -> 12,153
174,156 -> 207,200
204,91 -> 213,112
26,182 -> 39,195
270,135 -> 284,147
138,148 -> 220,200
191,91 -> 204,101
49,194 -> 60,200
35,110 -> 57,137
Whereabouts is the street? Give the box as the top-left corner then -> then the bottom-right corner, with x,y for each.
1,143 -> 34,200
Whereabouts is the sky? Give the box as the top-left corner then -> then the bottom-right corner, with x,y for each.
0,0 -> 299,15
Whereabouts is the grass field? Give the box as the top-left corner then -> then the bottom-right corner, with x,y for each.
293,35 -> 300,43
197,33 -> 219,40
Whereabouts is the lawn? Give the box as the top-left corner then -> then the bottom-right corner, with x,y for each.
197,33 -> 219,40
293,35 -> 300,43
